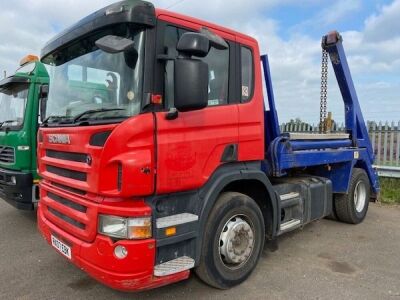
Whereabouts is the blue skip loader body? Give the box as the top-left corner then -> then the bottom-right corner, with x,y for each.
262,31 -> 379,196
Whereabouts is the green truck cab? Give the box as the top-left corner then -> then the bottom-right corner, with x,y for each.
0,56 -> 49,210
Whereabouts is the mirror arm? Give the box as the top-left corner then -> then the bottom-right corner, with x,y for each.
166,108 -> 179,120
157,54 -> 176,61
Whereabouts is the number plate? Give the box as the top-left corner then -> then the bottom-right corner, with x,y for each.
51,235 -> 72,259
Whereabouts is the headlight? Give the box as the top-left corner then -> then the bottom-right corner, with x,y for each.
98,215 -> 152,240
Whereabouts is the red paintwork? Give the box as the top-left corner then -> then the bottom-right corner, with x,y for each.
38,114 -> 155,197
37,7 -> 264,292
236,35 -> 265,162
38,200 -> 189,292
155,12 -> 264,193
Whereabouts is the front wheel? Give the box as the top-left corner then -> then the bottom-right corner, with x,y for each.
334,168 -> 371,224
195,192 -> 265,289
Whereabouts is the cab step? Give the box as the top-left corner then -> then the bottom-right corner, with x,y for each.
280,192 -> 301,208
280,192 -> 300,201
279,219 -> 301,233
154,256 -> 195,277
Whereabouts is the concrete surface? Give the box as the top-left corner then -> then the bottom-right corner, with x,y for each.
0,201 -> 399,300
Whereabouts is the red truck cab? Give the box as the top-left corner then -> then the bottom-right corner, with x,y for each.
38,2 -> 266,291
37,0 -> 376,292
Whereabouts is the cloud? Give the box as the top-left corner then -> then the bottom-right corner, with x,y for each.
295,0 -> 362,30
0,0 -> 116,75
0,0 -> 398,122
364,0 -> 400,42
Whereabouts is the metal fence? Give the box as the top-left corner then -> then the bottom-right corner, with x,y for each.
280,121 -> 400,167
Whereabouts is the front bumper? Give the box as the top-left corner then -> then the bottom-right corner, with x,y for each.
37,203 -> 190,292
0,167 -> 35,210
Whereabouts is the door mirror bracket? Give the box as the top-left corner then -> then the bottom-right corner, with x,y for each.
165,108 -> 179,120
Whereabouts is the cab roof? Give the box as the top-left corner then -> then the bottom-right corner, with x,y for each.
155,8 -> 258,45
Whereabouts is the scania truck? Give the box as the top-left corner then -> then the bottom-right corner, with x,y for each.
37,1 -> 379,291
0,56 -> 48,210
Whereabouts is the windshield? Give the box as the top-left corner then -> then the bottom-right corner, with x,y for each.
42,25 -> 145,125
0,83 -> 29,128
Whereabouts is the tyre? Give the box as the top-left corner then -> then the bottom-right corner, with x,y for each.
334,168 -> 370,224
195,192 -> 265,289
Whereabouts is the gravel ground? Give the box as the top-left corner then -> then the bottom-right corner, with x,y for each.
0,200 -> 399,300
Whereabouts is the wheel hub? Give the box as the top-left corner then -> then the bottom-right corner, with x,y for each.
219,216 -> 254,266
354,181 -> 367,213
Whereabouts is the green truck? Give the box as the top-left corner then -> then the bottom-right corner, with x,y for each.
0,56 -> 49,210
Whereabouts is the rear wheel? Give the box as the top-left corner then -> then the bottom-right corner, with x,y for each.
334,168 -> 370,224
195,192 -> 265,289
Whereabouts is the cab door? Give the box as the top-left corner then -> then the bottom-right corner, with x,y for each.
154,19 -> 239,194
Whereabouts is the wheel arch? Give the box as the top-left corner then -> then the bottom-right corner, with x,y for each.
196,163 -> 278,263
220,179 -> 275,240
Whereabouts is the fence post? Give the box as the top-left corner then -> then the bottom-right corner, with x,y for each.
383,122 -> 388,165
397,121 -> 400,167
377,122 -> 382,165
371,122 -> 376,161
390,121 -> 395,166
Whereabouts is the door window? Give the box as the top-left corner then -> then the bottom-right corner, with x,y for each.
163,25 -> 230,107
241,47 -> 254,102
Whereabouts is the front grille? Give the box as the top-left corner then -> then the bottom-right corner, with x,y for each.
51,182 -> 86,196
48,207 -> 86,230
47,165 -> 87,181
0,146 -> 15,164
48,192 -> 87,213
42,185 -> 97,242
46,150 -> 88,163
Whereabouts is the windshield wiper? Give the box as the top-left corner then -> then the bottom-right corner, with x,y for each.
73,108 -> 126,123
42,116 -> 73,126
1,120 -> 16,125
0,120 -> 17,128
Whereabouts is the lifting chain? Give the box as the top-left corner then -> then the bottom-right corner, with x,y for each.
319,49 -> 328,133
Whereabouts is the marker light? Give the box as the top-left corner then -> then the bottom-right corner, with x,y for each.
165,227 -> 177,237
19,55 -> 39,66
17,145 -> 30,151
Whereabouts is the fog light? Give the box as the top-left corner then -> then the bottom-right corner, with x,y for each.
10,176 -> 17,185
114,245 -> 128,259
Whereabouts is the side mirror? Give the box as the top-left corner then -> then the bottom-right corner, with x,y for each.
96,35 -> 138,69
174,58 -> 208,112
173,32 -> 210,112
95,35 -> 135,54
177,32 -> 210,57
39,85 -> 48,123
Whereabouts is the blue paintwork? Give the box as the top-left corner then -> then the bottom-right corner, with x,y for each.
261,55 -> 280,146
261,32 -> 380,195
289,139 -> 352,151
312,161 -> 354,193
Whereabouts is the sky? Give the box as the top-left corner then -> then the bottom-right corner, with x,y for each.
0,0 -> 399,124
